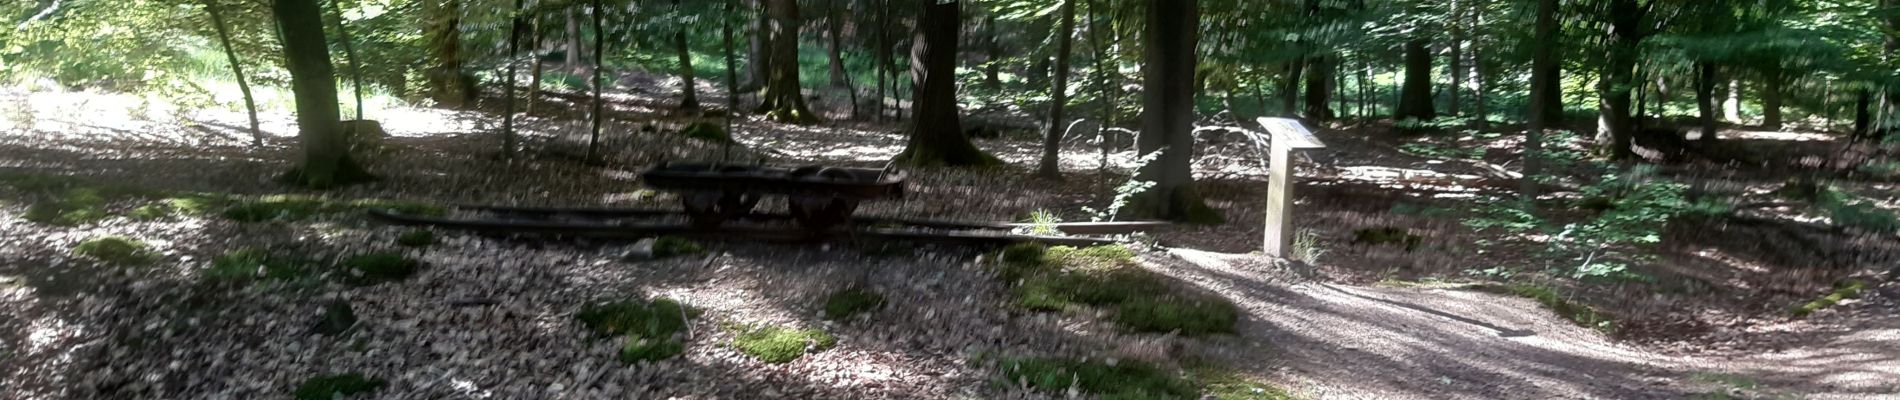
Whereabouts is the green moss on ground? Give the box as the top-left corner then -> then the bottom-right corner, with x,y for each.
339,252 -> 420,286
204,248 -> 316,285
996,244 -> 1238,335
1001,357 -> 1199,400
1791,280 -> 1866,318
730,325 -> 836,364
396,229 -> 436,247
1193,368 -> 1299,400
821,287 -> 885,320
575,298 -> 695,362
1476,284 -> 1617,335
652,236 -> 705,258
1,174 -> 163,226
291,373 -> 384,400
73,236 -> 160,265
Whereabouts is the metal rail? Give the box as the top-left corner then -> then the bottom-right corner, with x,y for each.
453,205 -> 1170,235
368,209 -> 1135,247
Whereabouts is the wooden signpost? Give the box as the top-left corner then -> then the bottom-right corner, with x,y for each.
1257,117 -> 1326,259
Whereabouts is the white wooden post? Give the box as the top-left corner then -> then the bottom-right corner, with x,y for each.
1256,117 -> 1325,259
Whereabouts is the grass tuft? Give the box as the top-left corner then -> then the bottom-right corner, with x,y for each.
1000,357 -> 1198,400
576,298 -> 694,362
395,229 -> 436,247
291,373 -> 385,400
204,248 -> 314,284
821,287 -> 885,320
73,236 -> 160,265
1194,368 -> 1299,399
652,236 -> 705,258
731,325 -> 836,364
339,252 -> 420,286
1476,284 -> 1617,335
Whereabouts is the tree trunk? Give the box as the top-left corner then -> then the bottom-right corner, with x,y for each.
722,0 -> 740,113
1762,69 -> 1783,131
1471,1 -> 1486,126
204,0 -> 262,147
1089,0 -> 1115,174
426,0 -> 473,109
273,0 -> 369,188
1695,62 -> 1718,143
1304,56 -> 1333,122
674,0 -> 700,112
325,0 -> 364,120
1281,61 -> 1303,117
873,0 -> 887,121
527,13 -> 544,115
565,8 -> 582,69
1523,0 -> 1556,202
502,0 -> 524,158
894,0 -> 996,167
586,0 -> 604,162
1595,0 -> 1641,160
825,0 -> 848,87
1035,0 -> 1077,177
984,13 -> 1002,90
1396,39 -> 1435,120
1133,0 -> 1218,224
1448,0 -> 1463,117
740,0 -> 768,92
1853,89 -> 1873,138
1724,79 -> 1743,123
755,0 -> 820,124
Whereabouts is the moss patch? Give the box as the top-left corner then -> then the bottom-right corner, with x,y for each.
1000,357 -> 1198,400
1194,368 -> 1299,400
652,236 -> 705,258
1475,284 -> 1617,335
821,287 -> 885,320
204,248 -> 316,285
291,373 -> 384,400
576,298 -> 694,362
997,245 -> 1237,335
339,252 -> 420,286
395,229 -> 436,247
73,236 -> 160,265
730,325 -> 836,364
1791,280 -> 1866,318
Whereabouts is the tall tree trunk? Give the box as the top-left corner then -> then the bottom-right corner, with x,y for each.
502,0 -> 524,158
1448,0 -> 1463,117
1523,0 -> 1556,202
1396,39 -> 1435,120
740,0 -> 768,92
1762,69 -> 1783,130
984,13 -> 1002,90
1304,56 -> 1333,121
825,0 -> 848,87
873,0 -> 887,121
1471,1 -> 1486,126
1595,0 -> 1641,160
1695,62 -> 1719,143
586,0 -> 604,162
1089,0 -> 1115,174
755,0 -> 820,124
674,0 -> 700,112
204,0 -> 262,146
723,0 -> 740,113
426,0 -> 473,109
565,8 -> 582,69
273,0 -> 369,188
1281,61 -> 1303,117
1035,0 -> 1076,177
527,13 -> 544,115
1853,89 -> 1873,138
1724,79 -> 1743,123
1133,0 -> 1218,223
894,0 -> 995,167
325,0 -> 364,120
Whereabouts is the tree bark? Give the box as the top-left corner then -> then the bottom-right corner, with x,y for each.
755,0 -> 820,124
426,0 -> 473,109
825,0 -> 848,87
1133,0 -> 1218,223
984,13 -> 1002,90
1471,1 -> 1486,126
273,0 -> 369,188
1448,0 -> 1463,117
674,0 -> 699,112
1396,39 -> 1435,120
1305,56 -> 1333,121
894,0 -> 996,167
1595,0 -> 1641,160
741,0 -> 769,92
1724,79 -> 1743,123
1035,0 -> 1076,177
527,13 -> 544,115
1695,62 -> 1719,143
565,8 -> 582,69
722,0 -> 740,113
204,0 -> 262,147
1853,89 -> 1873,138
586,0 -> 604,162
502,0 -> 524,158
1762,69 -> 1783,130
1089,0 -> 1115,174
325,0 -> 364,120
1523,0 -> 1556,202
1281,61 -> 1303,117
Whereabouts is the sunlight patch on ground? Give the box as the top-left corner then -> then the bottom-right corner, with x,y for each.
1726,130 -> 1834,142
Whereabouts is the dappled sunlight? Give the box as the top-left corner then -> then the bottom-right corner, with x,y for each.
1725,129 -> 1836,142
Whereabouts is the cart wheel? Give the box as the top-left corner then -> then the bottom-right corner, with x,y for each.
682,191 -> 759,228
788,167 -> 860,230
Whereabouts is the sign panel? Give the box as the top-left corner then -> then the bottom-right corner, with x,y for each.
1256,117 -> 1326,149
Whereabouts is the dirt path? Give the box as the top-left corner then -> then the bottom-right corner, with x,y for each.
1151,249 -> 1900,400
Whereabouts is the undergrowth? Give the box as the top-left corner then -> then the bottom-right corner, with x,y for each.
576,298 -> 695,362
996,243 -> 1238,335
204,248 -> 316,285
73,236 -> 160,265
730,324 -> 836,364
821,287 -> 885,320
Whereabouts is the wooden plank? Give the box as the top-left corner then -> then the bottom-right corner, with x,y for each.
1257,117 -> 1327,149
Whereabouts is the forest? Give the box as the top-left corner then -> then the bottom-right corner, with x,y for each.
0,0 -> 1897,398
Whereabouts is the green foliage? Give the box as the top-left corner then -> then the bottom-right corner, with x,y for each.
395,229 -> 436,247
821,287 -> 885,321
1000,357 -> 1198,400
1466,166 -> 1725,282
1115,297 -> 1241,336
1813,189 -> 1900,233
223,196 -> 443,223
576,298 -> 694,362
1351,227 -> 1422,251
73,236 -> 159,265
1790,280 -> 1865,318
730,325 -> 836,364
291,373 -> 385,400
1477,284 -> 1617,335
998,245 -> 1237,335
1018,209 -> 1064,236
205,248 -> 315,285
652,236 -> 705,258
1082,149 -> 1164,222
1292,229 -> 1329,264
1194,368 -> 1299,400
339,252 -> 419,286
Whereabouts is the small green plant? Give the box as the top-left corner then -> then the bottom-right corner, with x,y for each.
1813,189 -> 1900,233
204,248 -> 313,284
651,236 -> 705,258
340,252 -> 420,286
1193,368 -> 1299,400
396,229 -> 436,247
1791,280 -> 1866,318
1000,357 -> 1198,400
1476,284 -> 1616,335
730,325 -> 836,364
1018,209 -> 1063,236
73,236 -> 159,265
1466,166 -> 1725,283
821,287 -> 885,320
576,298 -> 694,362
1082,149 -> 1165,222
291,373 -> 385,400
1292,229 -> 1328,264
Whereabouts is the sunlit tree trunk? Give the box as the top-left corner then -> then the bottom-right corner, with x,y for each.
824,0 -> 848,88
204,0 -> 262,147
586,0 -> 604,162
325,0 -> 364,120
1471,1 -> 1486,127
426,0 -> 473,109
1089,0 -> 1115,175
755,0 -> 820,124
527,13 -> 544,115
501,0 -> 524,158
1396,39 -> 1435,120
894,0 -> 995,167
722,0 -> 740,113
740,0 -> 768,92
1724,79 -> 1743,123
1448,0 -> 1463,117
1595,0 -> 1641,160
673,0 -> 699,112
1132,0 -> 1218,224
1035,0 -> 1076,177
1695,63 -> 1719,143
565,8 -> 582,69
273,0 -> 370,188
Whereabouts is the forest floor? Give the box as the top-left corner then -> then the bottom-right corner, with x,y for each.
0,77 -> 1896,399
